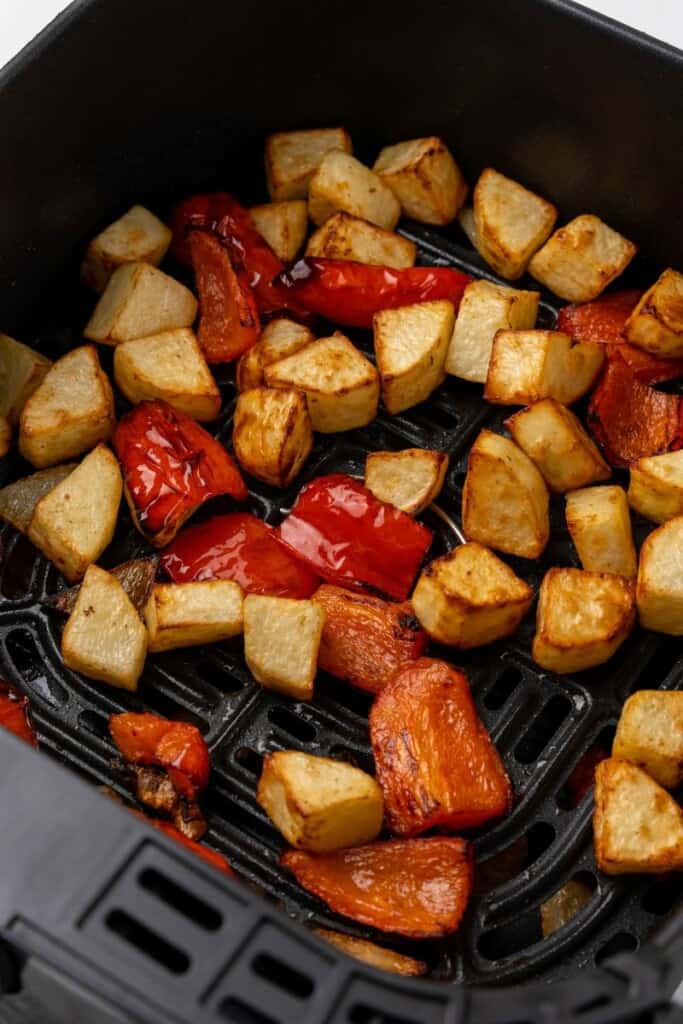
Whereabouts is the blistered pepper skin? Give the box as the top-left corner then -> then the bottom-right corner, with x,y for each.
190,230 -> 260,363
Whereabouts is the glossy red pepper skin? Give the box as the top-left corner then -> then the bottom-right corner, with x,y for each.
0,682 -> 37,747
278,474 -> 433,601
131,811 -> 233,874
275,258 -> 471,328
161,512 -> 319,599
110,712 -> 210,800
113,400 -> 248,547
190,230 -> 260,363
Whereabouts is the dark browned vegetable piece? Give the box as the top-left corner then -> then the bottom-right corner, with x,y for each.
43,556 -> 159,619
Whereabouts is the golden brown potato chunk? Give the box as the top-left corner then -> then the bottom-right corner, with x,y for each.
0,416 -> 9,458
364,448 -> 447,515
528,215 -> 636,302
374,300 -> 454,414
236,319 -> 315,391
257,750 -> 383,852
243,595 -> 325,699
306,212 -> 416,269
232,387 -> 313,488
533,568 -> 635,674
485,329 -> 604,406
636,516 -> 683,635
462,430 -> 549,558
628,450 -> 683,524
412,542 -> 533,648
624,269 -> 683,358
250,201 -> 308,262
613,691 -> 683,789
19,345 -> 115,468
0,333 -> 51,424
565,486 -> 637,578
373,136 -> 467,225
594,758 -> 683,874
265,128 -> 352,201
84,263 -> 197,345
309,150 -> 400,230
314,930 -> 427,977
145,581 -> 243,652
81,205 -> 172,293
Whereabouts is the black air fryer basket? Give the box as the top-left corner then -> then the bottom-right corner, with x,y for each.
1,1 -> 683,1021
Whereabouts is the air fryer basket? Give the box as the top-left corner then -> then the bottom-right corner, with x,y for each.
1,1 -> 683,1022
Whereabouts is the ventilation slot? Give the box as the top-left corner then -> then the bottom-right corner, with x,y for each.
477,909 -> 542,960
234,747 -> 263,775
78,709 -> 111,743
5,629 -> 67,706
329,744 -> 375,776
514,696 -> 572,764
477,822 -> 555,892
318,674 -> 374,718
195,658 -> 244,695
594,931 -> 638,965
0,533 -> 38,599
642,875 -> 683,915
219,997 -> 276,1024
485,667 -> 523,710
251,954 -> 314,998
135,679 -> 208,733
138,868 -> 222,931
349,1007 -> 420,1024
105,909 -> 189,974
268,705 -> 317,742
557,725 -> 614,810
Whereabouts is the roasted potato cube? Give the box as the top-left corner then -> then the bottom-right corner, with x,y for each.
532,568 -> 635,674
0,416 -> 9,458
374,300 -> 454,414
81,205 -> 172,293
565,486 -> 637,578
462,430 -> 549,558
28,445 -> 122,583
84,262 -> 197,345
628,450 -> 683,524
265,333 -> 379,432
484,329 -> 604,406
62,564 -> 147,690
314,929 -> 426,976
19,345 -> 115,468
506,399 -> 610,493
0,464 -> 76,534
613,691 -> 683,789
306,212 -> 416,269
624,269 -> 683,358
309,150 -> 401,230
145,580 -> 243,652
48,556 -> 158,619
236,319 -> 315,391
364,448 -> 447,515
445,279 -> 540,383
471,168 -> 557,280
250,201 -> 308,262
594,758 -> 683,874
636,516 -> 683,635
373,136 -> 467,225
243,595 -> 325,699
412,542 -> 533,648
265,128 -> 352,201
529,215 -> 636,302
457,206 -> 478,249
113,328 -> 220,422
257,750 -> 383,852
232,387 -> 313,487
0,333 -> 51,423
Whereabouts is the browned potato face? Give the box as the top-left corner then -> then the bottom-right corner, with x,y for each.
306,212 -> 416,269
374,300 -> 454,414
145,581 -> 243,652
373,136 -> 467,225
232,387 -> 313,488
243,595 -> 325,699
636,516 -> 683,635
471,168 -> 557,280
81,205 -> 172,293
624,268 -> 683,358
484,330 -> 604,406
628,450 -> 683,524
528,215 -> 636,302
308,150 -> 401,229
613,690 -> 683,789
84,262 -> 197,345
250,201 -> 308,262
364,448 -> 448,515
314,929 -> 427,976
236,319 -> 315,391
565,486 -> 637,579
265,128 -> 352,201
0,333 -> 51,424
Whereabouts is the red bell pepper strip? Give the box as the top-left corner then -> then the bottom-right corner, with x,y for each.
0,682 -> 37,747
113,400 -> 248,547
190,230 -> 260,363
275,258 -> 472,328
110,712 -> 210,801
278,474 -> 432,601
161,512 -> 319,599
130,811 -> 233,874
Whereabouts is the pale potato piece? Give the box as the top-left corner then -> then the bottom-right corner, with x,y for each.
308,151 -> 401,230
594,758 -> 683,874
0,464 -> 76,533
472,168 -> 557,280
232,387 -> 313,487
265,128 -> 352,201
62,564 -> 147,691
236,319 -> 315,391
506,399 -> 610,493
257,750 -> 383,852
528,215 -> 636,302
445,279 -> 539,383
84,263 -> 197,345
243,595 -> 325,700
484,330 -> 604,406
19,345 -> 115,468
0,416 -> 9,458
457,206 -> 478,249
628,450 -> 683,524
624,269 -> 683,358
364,448 -> 448,515
374,300 -> 454,414
613,691 -> 683,789
113,328 -> 220,421
0,333 -> 51,423
565,486 -> 637,578
145,581 -> 243,653
265,333 -> 379,433
314,930 -> 426,977
636,516 -> 683,635
532,568 -> 635,674
373,136 -> 467,225
412,542 -> 533,648
462,430 -> 549,559
250,201 -> 308,262
28,445 -> 122,583
306,212 -> 416,269
81,205 -> 172,294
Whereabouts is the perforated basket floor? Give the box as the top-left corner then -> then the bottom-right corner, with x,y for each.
1,222 -> 682,992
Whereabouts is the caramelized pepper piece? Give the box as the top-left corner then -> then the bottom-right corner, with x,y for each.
190,230 -> 260,363
110,712 -> 210,799
370,658 -> 512,836
0,682 -> 37,747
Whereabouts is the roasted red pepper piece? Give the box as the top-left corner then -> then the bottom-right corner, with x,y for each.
276,258 -> 471,328
278,474 -> 433,601
130,810 -> 233,874
110,712 -> 210,800
370,658 -> 512,836
161,512 -> 319,598
190,230 -> 260,363
0,682 -> 37,747
114,400 -> 248,547
282,837 -> 473,937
